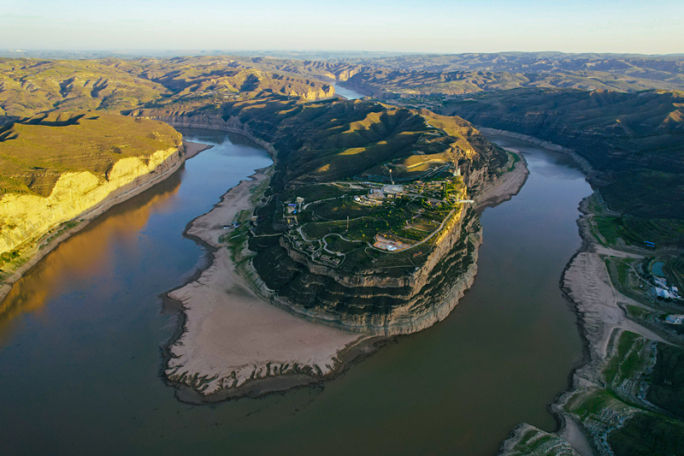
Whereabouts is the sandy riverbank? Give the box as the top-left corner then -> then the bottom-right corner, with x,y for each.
476,149 -> 529,210
548,197 -> 669,455
183,140 -> 214,159
163,146 -> 530,401
490,131 -> 671,456
163,167 -> 368,401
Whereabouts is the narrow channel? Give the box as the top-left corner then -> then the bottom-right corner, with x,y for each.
0,130 -> 590,455
332,83 -> 365,100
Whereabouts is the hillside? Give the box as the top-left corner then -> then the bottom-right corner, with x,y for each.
0,56 -> 334,119
230,53 -> 684,95
0,111 -> 183,282
0,112 -> 181,196
445,88 -> 684,221
141,95 -> 509,333
440,86 -> 684,456
350,52 -> 684,82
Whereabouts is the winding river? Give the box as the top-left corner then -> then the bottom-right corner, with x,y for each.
332,83 -> 364,100
0,130 -> 591,455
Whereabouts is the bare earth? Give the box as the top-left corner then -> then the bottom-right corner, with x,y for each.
476,148 -> 529,210
165,168 -> 365,398
183,140 -> 214,159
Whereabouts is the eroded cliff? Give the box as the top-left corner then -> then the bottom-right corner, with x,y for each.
0,112 -> 183,298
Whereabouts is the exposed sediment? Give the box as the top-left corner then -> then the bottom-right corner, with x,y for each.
495,131 -> 679,456
163,168 -> 365,400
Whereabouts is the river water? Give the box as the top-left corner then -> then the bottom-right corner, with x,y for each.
332,83 -> 365,100
0,130 -> 591,455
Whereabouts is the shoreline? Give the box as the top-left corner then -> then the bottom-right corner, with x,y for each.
160,131 -> 531,402
160,165 -> 369,402
475,150 -> 529,211
484,129 -> 602,456
0,140 -> 207,304
184,140 -> 214,159
487,130 -> 671,456
477,128 -> 596,176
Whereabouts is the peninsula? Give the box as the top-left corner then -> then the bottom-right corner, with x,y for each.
137,93 -> 520,398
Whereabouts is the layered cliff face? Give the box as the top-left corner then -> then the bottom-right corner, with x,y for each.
0,112 -> 182,281
256,208 -> 482,335
0,147 -> 181,255
140,95 -> 508,335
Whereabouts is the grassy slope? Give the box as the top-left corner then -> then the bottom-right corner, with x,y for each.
445,88 -> 684,221
0,112 -> 181,196
0,56 -> 334,119
143,94 -> 506,188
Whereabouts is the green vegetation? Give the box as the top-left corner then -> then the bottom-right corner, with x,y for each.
0,112 -> 181,196
38,220 -> 80,250
603,331 -> 649,386
504,426 -> 579,456
446,88 -> 684,220
566,388 -> 625,421
566,331 -> 684,456
608,413 -> 684,456
646,343 -> 684,417
665,255 -> 684,292
625,305 -> 652,320
595,215 -> 684,248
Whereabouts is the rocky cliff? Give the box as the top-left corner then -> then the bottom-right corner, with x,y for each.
0,112 -> 183,300
260,207 -> 482,335
0,147 -> 182,255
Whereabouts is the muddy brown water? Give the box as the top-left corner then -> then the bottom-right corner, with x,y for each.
0,130 -> 591,455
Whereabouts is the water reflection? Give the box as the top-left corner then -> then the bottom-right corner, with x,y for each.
0,169 -> 183,334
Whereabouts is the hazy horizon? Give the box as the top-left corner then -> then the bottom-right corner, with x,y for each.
2,0 -> 683,55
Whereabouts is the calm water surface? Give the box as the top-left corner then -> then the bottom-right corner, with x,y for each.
0,131 -> 591,455
333,83 -> 365,100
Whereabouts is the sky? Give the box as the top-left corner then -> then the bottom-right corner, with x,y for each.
1,0 -> 682,55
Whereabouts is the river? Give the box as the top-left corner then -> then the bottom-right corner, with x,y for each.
332,83 -> 365,100
0,130 -> 591,455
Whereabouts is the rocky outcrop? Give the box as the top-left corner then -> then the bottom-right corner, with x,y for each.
0,147 -> 182,255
